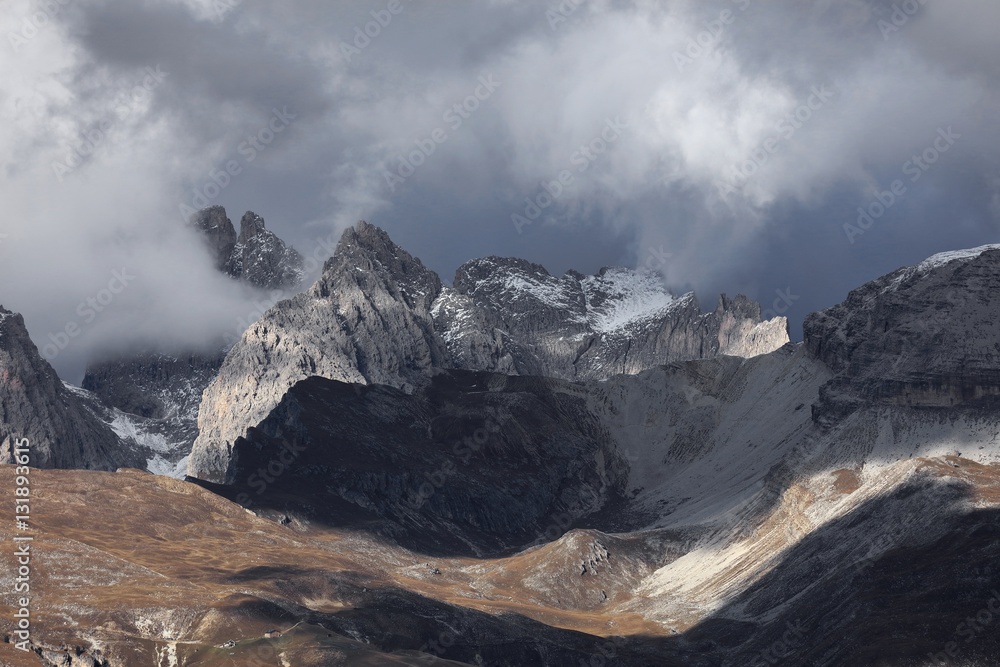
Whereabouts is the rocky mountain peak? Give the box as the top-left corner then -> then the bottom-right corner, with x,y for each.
0,304 -> 22,332
313,220 -> 443,312
190,222 -> 450,482
0,305 -> 143,470
805,244 -> 1000,417
190,206 -> 305,291
237,210 -> 268,244
192,205 -> 237,271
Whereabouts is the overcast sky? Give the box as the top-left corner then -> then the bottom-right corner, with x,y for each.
1,0 -> 998,381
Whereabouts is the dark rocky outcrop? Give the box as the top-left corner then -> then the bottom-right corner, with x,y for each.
192,205 -> 237,272
192,206 -> 304,291
0,306 -> 143,470
805,245 -> 1000,420
195,369 -> 631,557
82,352 -> 223,422
225,211 -> 304,291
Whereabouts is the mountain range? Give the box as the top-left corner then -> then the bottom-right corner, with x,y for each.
1,214 -> 999,666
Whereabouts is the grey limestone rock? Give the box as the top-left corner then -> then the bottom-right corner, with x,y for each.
192,205 -> 236,272
804,245 -> 1000,419
0,306 -> 144,470
225,211 -> 305,291
188,221 -> 788,482
189,220 -> 450,482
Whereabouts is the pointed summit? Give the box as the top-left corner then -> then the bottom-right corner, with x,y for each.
190,206 -> 305,291
237,210 -> 268,244
225,210 -> 305,291
192,205 -> 237,271
189,221 -> 449,482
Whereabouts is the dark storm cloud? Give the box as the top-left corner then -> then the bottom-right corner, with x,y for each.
1,0 -> 998,381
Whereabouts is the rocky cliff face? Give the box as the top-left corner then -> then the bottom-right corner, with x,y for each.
75,207 -> 306,477
188,221 -> 450,482
805,244 -> 1000,420
189,221 -> 788,482
225,211 -> 305,291
0,307 -> 144,470
442,258 -> 788,379
193,206 -> 305,291
82,352 -> 223,422
201,369 -> 630,556
192,205 -> 237,272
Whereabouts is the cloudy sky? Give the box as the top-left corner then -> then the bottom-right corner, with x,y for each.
1,0 -> 998,381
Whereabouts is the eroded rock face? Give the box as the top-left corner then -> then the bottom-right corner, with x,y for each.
225,211 -> 305,291
444,259 -> 789,380
0,307 -> 143,470
189,222 -> 787,482
192,206 -> 304,291
192,205 -> 237,272
189,221 -> 449,482
804,245 -> 1000,418
82,352 -> 223,422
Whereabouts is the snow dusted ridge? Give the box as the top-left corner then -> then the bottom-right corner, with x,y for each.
439,254 -> 787,382
883,243 -> 1000,293
450,255 -> 689,334
915,243 -> 1000,273
63,380 -> 193,479
500,273 -> 589,324
581,267 -> 680,333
